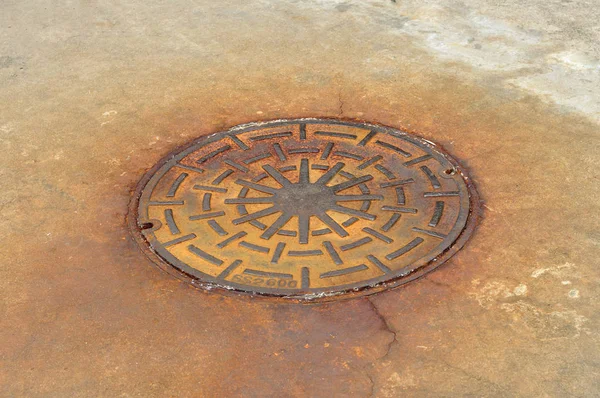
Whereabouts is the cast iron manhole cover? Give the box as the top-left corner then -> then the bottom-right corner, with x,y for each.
129,119 -> 478,301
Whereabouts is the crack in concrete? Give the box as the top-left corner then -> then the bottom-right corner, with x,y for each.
363,297 -> 399,397
363,296 -> 511,397
366,372 -> 375,398
337,89 -> 345,117
367,297 -> 398,362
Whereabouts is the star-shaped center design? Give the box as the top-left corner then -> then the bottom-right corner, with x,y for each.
224,159 -> 384,244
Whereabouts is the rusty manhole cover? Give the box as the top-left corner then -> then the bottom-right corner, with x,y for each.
129,119 -> 478,301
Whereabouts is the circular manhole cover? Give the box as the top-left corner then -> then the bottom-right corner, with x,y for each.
129,119 -> 478,301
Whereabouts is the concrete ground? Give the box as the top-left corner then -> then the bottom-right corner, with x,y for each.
1,0 -> 599,396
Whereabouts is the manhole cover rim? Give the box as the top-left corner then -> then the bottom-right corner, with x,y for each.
128,117 -> 479,302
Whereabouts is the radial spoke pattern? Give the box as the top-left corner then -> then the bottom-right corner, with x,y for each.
231,158 -> 380,243
135,119 -> 476,299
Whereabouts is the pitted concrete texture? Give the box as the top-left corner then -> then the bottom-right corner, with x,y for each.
1,1 -> 599,397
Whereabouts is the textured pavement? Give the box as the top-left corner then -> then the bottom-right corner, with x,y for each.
1,0 -> 599,396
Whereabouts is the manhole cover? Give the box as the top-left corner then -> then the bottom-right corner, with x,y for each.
129,119 -> 478,301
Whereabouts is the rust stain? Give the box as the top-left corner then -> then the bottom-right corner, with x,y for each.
1,36 -> 599,397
